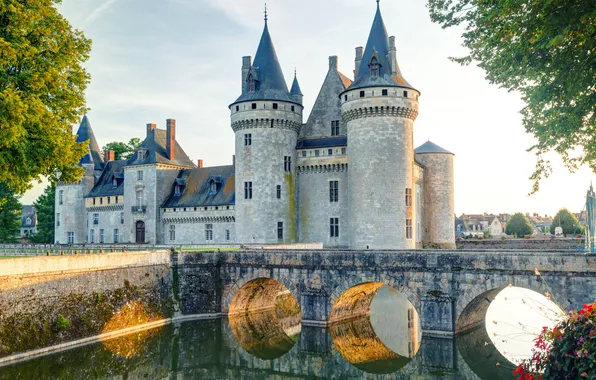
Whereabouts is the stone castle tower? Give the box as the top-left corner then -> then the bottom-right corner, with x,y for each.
230,15 -> 304,244
341,3 -> 420,249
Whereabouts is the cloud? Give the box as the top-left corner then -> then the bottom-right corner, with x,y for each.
84,0 -> 121,27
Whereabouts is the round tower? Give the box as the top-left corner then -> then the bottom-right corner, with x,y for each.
415,141 -> 455,249
341,2 -> 420,249
230,14 -> 303,244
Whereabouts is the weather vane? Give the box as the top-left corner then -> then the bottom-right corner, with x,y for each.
264,3 -> 268,22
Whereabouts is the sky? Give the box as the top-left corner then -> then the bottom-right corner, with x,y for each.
21,0 -> 595,216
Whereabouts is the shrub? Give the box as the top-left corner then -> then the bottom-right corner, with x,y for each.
56,315 -> 71,330
514,303 -> 596,379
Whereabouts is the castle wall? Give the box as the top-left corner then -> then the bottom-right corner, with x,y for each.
297,157 -> 348,248
162,207 -> 236,244
54,183 -> 86,244
124,165 -> 156,244
86,207 -> 125,244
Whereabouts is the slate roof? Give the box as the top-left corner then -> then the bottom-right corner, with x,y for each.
126,129 -> 195,168
162,165 -> 235,208
21,205 -> 36,228
347,3 -> 415,92
85,160 -> 127,198
296,137 -> 347,149
75,115 -> 104,170
290,73 -> 303,96
232,21 -> 297,105
414,141 -> 454,155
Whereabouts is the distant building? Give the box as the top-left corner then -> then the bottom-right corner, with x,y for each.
20,205 -> 37,238
456,214 -> 504,237
528,213 -> 553,234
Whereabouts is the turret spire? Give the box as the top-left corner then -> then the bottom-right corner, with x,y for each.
75,115 -> 104,169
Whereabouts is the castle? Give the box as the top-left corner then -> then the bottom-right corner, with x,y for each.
55,2 -> 455,249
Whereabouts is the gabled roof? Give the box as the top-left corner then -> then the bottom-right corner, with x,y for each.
296,137 -> 347,149
162,165 -> 235,208
126,129 -> 195,168
414,141 -> 454,155
86,160 -> 127,198
75,115 -> 104,170
347,3 -> 415,91
232,20 -> 297,105
21,205 -> 36,227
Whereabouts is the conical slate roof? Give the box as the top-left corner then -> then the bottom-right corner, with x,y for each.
348,2 -> 414,91
414,141 -> 454,155
290,72 -> 302,96
232,20 -> 297,105
75,115 -> 104,169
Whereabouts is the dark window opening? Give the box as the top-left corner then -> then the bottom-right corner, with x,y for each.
382,89 -> 388,96
251,103 -> 257,110
245,133 -> 252,146
331,120 -> 340,136
370,56 -> 380,77
328,149 -> 333,156
244,182 -> 253,199
291,106 -> 295,112
329,181 -> 339,202
273,103 -> 278,109
360,91 -> 365,98
330,217 -> 339,237
276,185 -> 281,199
277,222 -> 283,240
403,90 -> 408,97
344,95 -> 348,101
284,156 -> 292,172
236,105 -> 239,112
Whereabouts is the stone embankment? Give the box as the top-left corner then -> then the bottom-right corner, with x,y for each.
456,238 -> 584,250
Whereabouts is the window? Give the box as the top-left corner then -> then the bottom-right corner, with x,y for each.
120,212 -> 124,224
137,171 -> 143,181
403,90 -> 408,97
284,156 -> 292,172
113,178 -> 117,188
315,150 -> 320,157
205,224 -> 213,241
100,197 -> 103,205
344,95 -> 348,101
331,120 -> 340,136
251,103 -> 257,110
244,134 -> 252,146
328,149 -> 333,156
226,229 -> 230,241
210,180 -> 217,194
330,217 -> 339,237
67,232 -> 74,244
100,229 -> 105,243
59,190 -> 63,205
406,219 -> 413,239
138,150 -> 145,160
90,229 -> 95,243
174,185 -> 181,196
107,197 -> 111,205
116,196 -> 119,203
277,222 -> 283,240
56,213 -> 60,227
360,90 -> 365,98
169,225 -> 175,241
236,105 -> 239,112
244,182 -> 252,199
113,229 -> 119,243
382,89 -> 388,96
136,190 -> 144,208
405,188 -> 412,207
341,147 -> 346,155
302,151 -> 306,157
291,106 -> 295,112
276,185 -> 281,199
93,198 -> 96,205
329,181 -> 339,202
273,103 -> 278,109
370,56 -> 380,77
93,213 -> 99,225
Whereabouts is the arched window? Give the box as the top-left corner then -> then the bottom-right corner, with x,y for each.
370,56 -> 380,77
247,74 -> 256,92
112,178 -> 117,188
210,180 -> 217,194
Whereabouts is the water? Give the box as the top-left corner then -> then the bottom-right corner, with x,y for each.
0,316 -> 518,379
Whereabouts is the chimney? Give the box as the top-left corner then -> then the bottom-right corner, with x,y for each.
146,123 -> 156,136
104,150 -> 115,162
233,155 -> 236,167
389,36 -> 397,75
197,159 -> 203,168
166,119 -> 176,161
354,46 -> 364,76
329,56 -> 338,71
242,56 -> 252,93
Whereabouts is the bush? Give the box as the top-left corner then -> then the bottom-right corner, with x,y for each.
514,303 -> 596,379
506,213 -> 534,237
56,315 -> 71,330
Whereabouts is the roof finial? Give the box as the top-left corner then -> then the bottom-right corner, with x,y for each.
294,67 -> 297,77
264,3 -> 268,23
377,0 -> 380,9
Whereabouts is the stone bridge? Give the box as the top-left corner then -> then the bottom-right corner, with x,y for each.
175,249 -> 596,335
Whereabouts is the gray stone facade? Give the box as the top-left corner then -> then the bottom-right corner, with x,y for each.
55,4 -> 456,249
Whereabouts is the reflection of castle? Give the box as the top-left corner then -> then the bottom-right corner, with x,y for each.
55,2 -> 455,249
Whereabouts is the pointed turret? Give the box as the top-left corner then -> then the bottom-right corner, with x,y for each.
232,15 -> 297,105
348,1 -> 415,91
75,115 -> 103,170
290,70 -> 303,105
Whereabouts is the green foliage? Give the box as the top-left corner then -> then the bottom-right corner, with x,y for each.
0,0 -> 92,193
31,185 -> 55,243
550,208 -> 584,235
505,213 -> 534,237
56,314 -> 70,330
0,182 -> 22,243
426,0 -> 596,194
103,138 -> 141,160
515,303 -> 596,379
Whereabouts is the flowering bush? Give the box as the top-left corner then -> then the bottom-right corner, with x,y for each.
514,303 -> 595,380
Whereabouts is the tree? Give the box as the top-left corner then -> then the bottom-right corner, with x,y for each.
505,213 -> 534,237
0,183 -> 22,243
0,0 -> 92,193
31,185 -> 55,243
426,0 -> 596,194
550,208 -> 583,235
103,138 -> 142,160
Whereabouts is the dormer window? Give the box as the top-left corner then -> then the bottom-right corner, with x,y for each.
174,185 -> 181,196
210,180 -> 217,194
112,178 -> 117,188
26,218 -> 31,226
370,56 -> 380,78
247,74 -> 256,92
138,149 -> 145,161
